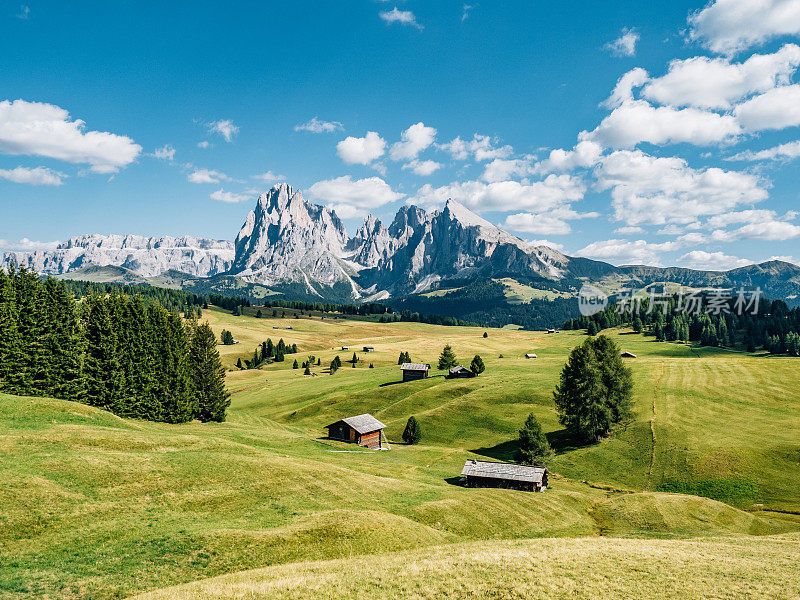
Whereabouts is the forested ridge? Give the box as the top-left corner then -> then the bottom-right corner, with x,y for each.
0,267 -> 229,422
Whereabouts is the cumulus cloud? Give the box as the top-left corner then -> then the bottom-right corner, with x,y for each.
188,169 -> 229,184
587,98 -> 741,148
402,159 -> 442,176
604,27 -> 640,57
390,122 -> 437,161
251,170 -> 285,183
0,99 -> 141,173
438,134 -> 513,161
687,0 -> 800,55
728,139 -> 800,161
614,225 -> 646,235
711,220 -> 800,241
704,209 -> 796,229
210,188 -> 250,203
678,250 -> 752,270
307,175 -> 404,218
294,116 -> 343,133
207,119 -> 239,142
0,166 -> 65,186
197,141 -> 211,149
379,7 -> 423,29
535,141 -> 603,173
575,238 -> 679,266
733,84 -> 800,131
412,174 -> 586,214
594,149 -> 769,226
152,144 -> 175,161
0,237 -> 58,252
336,131 -> 386,165
502,207 -> 596,235
481,157 -> 535,182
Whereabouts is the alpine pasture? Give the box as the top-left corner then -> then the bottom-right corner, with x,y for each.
2,306 -> 799,599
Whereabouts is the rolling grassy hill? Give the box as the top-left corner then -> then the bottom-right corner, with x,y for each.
2,307 -> 799,599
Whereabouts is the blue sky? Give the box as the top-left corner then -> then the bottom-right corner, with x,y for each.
2,0 -> 800,269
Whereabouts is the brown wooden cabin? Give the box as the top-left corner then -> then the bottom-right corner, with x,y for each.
525,353 -> 537,359
460,459 -> 548,492
621,351 -> 637,358
325,413 -> 386,449
363,346 -> 375,352
401,362 -> 430,382
448,365 -> 475,378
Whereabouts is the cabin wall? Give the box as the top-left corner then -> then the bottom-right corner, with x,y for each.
403,370 -> 428,382
358,431 -> 381,449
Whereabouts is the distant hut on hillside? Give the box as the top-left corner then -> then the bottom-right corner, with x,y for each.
401,362 -> 430,382
363,346 -> 375,352
460,460 -> 548,492
286,326 -> 293,330
525,353 -> 537,359
621,351 -> 637,358
448,365 -> 475,378
341,346 -> 349,351
546,329 -> 555,334
325,413 -> 387,449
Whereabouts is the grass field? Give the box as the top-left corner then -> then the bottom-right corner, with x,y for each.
2,306 -> 799,599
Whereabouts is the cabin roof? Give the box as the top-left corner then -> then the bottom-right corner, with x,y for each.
449,364 -> 471,374
401,362 -> 430,371
326,413 -> 386,434
525,353 -> 537,358
621,351 -> 637,357
460,460 -> 546,484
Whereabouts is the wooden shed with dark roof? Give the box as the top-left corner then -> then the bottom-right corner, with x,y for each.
460,460 -> 548,492
401,362 -> 430,382
325,413 -> 387,449
447,365 -> 475,378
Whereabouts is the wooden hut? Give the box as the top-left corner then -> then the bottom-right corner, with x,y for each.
460,460 -> 548,492
363,346 -> 375,352
621,351 -> 637,358
448,365 -> 475,378
401,362 -> 430,381
525,353 -> 537,359
325,414 -> 386,449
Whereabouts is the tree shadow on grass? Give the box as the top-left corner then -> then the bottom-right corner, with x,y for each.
470,439 -> 519,462
471,429 -> 598,462
444,476 -> 464,487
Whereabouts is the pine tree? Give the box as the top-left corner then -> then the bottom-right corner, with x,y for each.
0,268 -> 25,392
483,331 -> 488,338
515,413 -> 552,466
553,335 -> 633,443
292,359 -> 299,369
266,338 -> 274,357
255,309 -> 263,318
189,323 -> 231,422
469,354 -> 485,375
83,296 -> 124,410
438,344 -> 457,370
236,357 -> 244,369
303,365 -> 311,375
352,352 -> 358,364
402,416 -> 422,444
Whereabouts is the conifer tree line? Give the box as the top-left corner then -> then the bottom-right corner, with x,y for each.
565,294 -> 800,354
238,338 -> 299,369
0,267 -> 230,423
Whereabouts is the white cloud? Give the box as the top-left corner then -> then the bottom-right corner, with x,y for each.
462,4 -> 473,22
412,174 -> 586,213
704,209 -> 795,228
535,141 -> 603,173
688,0 -> 800,55
188,168 -> 229,184
294,116 -> 343,133
678,250 -> 752,270
402,159 -> 442,176
207,119 -> 239,142
594,149 -> 769,226
0,166 -> 65,186
481,157 -> 535,182
336,131 -> 386,165
379,7 -> 423,29
604,27 -> 640,57
527,239 -> 565,250
502,209 -> 593,235
614,225 -> 646,235
153,144 -> 175,161
728,139 -> 800,161
307,175 -> 404,218
602,68 -> 650,109
197,141 -> 211,149
210,188 -> 250,203
17,5 -> 30,19
0,99 -> 141,173
575,238 -> 679,266
642,45 -> 800,110
438,134 -> 513,161
0,237 -> 58,252
711,220 -> 800,241
587,98 -> 741,148
390,122 -> 437,161
251,170 -> 284,183
733,84 -> 800,131
767,254 -> 800,265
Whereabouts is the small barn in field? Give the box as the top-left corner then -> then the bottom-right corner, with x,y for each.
525,353 -> 537,359
401,362 -> 430,381
448,365 -> 475,378
460,460 -> 548,492
621,351 -> 637,358
363,346 -> 375,352
325,414 -> 386,449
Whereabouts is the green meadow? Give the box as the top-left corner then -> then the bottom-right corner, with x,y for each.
2,307 -> 800,599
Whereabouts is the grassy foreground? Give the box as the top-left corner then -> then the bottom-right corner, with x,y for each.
133,534 -> 800,600
1,307 -> 799,599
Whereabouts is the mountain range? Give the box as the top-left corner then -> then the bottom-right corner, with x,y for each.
5,183 -> 800,310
